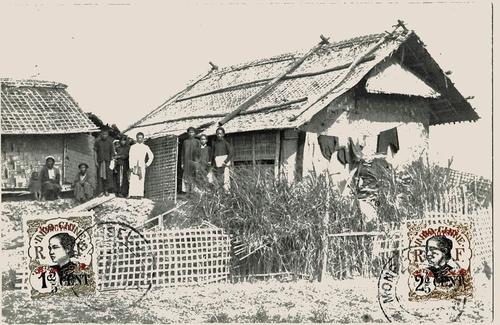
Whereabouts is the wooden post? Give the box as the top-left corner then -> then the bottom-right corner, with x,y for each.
62,136 -> 67,183
274,131 -> 281,179
319,172 -> 330,282
218,37 -> 329,127
251,134 -> 256,169
461,185 -> 468,215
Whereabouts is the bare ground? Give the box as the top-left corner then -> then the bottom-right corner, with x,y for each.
1,199 -> 493,323
2,275 -> 492,324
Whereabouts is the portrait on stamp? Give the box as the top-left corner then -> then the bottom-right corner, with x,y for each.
405,221 -> 473,301
24,213 -> 96,299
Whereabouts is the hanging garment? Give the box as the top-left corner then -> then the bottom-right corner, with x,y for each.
317,135 -> 339,161
337,137 -> 363,165
376,127 -> 399,154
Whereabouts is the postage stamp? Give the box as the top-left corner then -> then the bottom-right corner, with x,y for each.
24,212 -> 96,299
377,218 -> 474,322
405,220 -> 473,301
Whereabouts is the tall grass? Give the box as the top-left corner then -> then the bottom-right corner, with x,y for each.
183,158 -> 482,279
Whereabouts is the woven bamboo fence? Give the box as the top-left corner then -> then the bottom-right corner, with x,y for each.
96,225 -> 231,290
15,225 -> 231,291
327,188 -> 492,280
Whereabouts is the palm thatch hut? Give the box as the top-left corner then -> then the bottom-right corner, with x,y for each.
126,23 -> 478,202
1,78 -> 99,193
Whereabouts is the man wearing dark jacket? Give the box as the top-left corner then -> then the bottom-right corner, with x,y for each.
94,130 -> 115,196
113,136 -> 130,197
181,127 -> 200,193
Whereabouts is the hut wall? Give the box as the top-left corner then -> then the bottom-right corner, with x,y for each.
225,130 -> 279,178
1,134 -> 95,190
302,91 -> 430,175
1,135 -> 63,189
145,135 -> 178,202
280,129 -> 300,183
353,94 -> 430,165
65,134 -> 96,188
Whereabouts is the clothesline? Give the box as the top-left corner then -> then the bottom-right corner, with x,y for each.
318,122 -> 407,139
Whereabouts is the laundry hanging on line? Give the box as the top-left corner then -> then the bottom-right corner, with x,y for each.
317,135 -> 339,161
317,135 -> 363,165
376,127 -> 399,154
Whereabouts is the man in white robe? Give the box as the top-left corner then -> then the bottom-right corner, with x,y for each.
128,132 -> 154,198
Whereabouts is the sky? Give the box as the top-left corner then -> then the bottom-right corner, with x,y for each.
0,0 -> 493,178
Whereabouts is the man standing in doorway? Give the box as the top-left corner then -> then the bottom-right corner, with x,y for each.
197,134 -> 213,186
94,129 -> 115,196
128,132 -> 154,198
181,127 -> 200,194
212,127 -> 233,191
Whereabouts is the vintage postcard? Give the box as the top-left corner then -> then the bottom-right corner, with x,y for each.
0,0 -> 494,324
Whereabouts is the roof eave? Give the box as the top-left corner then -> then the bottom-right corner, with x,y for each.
1,128 -> 101,135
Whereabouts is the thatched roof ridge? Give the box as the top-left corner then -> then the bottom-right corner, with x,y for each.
128,27 -> 478,138
1,78 -> 99,134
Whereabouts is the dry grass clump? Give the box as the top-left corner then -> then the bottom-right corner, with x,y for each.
184,158 -> 483,279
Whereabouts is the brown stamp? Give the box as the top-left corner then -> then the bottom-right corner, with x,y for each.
405,220 -> 473,301
23,212 -> 96,299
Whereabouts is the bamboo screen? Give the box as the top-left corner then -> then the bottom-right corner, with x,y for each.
96,226 -> 231,290
144,135 -> 178,203
227,130 -> 277,163
16,226 -> 231,291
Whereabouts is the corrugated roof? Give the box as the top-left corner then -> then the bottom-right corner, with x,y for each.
128,26 -> 479,137
1,78 -> 99,134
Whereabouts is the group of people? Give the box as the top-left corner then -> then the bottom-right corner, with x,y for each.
36,126 -> 230,202
37,130 -> 154,203
91,130 -> 154,201
181,126 -> 233,193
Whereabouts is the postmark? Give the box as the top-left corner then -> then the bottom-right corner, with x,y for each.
74,221 -> 156,310
24,212 -> 96,299
377,218 -> 473,322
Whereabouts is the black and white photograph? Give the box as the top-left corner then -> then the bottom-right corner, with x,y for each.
0,0 -> 494,323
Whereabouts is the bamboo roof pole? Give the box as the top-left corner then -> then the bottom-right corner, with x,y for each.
289,20 -> 409,124
217,35 -> 331,127
125,64 -> 217,132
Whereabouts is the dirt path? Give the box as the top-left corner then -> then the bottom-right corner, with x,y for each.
2,277 -> 492,323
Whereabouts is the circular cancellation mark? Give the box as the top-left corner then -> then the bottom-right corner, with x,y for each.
74,221 -> 156,311
377,247 -> 467,322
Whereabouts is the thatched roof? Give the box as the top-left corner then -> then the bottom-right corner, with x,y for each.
128,26 -> 479,138
1,78 -> 99,135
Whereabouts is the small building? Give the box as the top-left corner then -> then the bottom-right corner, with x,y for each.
1,79 -> 99,193
126,24 -> 479,202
